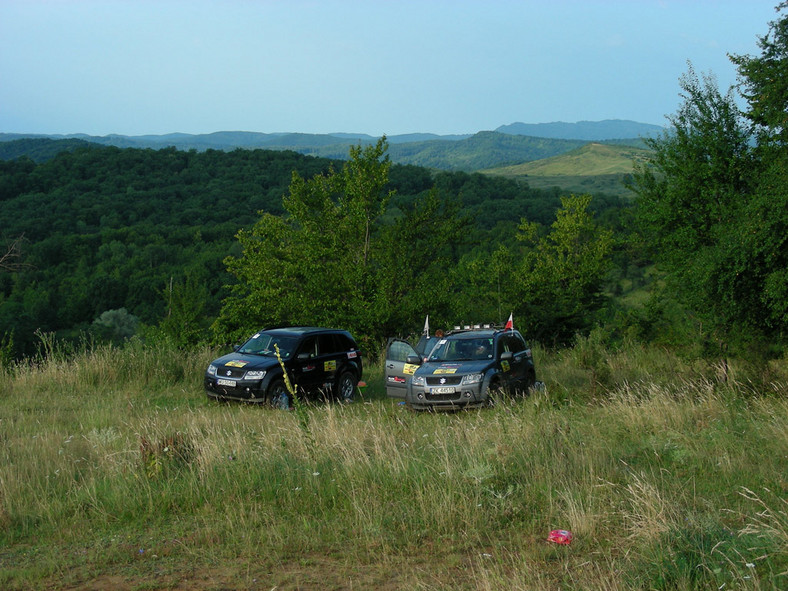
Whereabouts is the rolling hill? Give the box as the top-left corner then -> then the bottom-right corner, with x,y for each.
0,120 -> 656,171
0,130 -> 589,171
482,142 -> 653,198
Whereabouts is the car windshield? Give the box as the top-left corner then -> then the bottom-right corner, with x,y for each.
237,333 -> 299,359
428,337 -> 494,361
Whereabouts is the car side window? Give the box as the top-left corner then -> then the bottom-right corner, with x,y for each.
335,333 -> 353,352
299,337 -> 318,358
388,340 -> 416,363
318,334 -> 338,355
507,333 -> 526,354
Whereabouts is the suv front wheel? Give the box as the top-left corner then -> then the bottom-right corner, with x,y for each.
268,379 -> 290,409
486,376 -> 505,406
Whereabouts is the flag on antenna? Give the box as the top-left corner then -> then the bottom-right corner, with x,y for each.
504,313 -> 513,330
423,315 -> 430,336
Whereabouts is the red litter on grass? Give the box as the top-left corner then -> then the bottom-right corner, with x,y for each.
547,529 -> 573,545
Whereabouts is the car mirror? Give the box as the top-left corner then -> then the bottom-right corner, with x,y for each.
297,352 -> 311,361
406,355 -> 422,365
500,351 -> 513,361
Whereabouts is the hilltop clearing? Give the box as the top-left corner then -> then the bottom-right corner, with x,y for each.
483,142 -> 653,198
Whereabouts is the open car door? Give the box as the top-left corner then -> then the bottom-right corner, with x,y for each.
385,338 -> 420,399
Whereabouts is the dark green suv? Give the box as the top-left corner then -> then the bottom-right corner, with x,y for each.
385,327 -> 535,410
205,326 -> 362,407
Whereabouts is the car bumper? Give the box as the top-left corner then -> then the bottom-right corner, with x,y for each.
204,375 -> 268,402
406,383 -> 486,410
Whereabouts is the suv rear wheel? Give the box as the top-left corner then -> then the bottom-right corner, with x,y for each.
522,370 -> 536,395
336,371 -> 356,402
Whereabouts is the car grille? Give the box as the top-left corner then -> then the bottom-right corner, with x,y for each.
425,392 -> 461,402
220,367 -> 246,379
425,376 -> 462,386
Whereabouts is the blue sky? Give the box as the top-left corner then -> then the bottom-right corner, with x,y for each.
0,0 -> 780,136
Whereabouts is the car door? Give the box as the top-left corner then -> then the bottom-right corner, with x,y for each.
385,338 -> 420,399
316,333 -> 342,389
499,332 -> 529,389
291,335 -> 324,393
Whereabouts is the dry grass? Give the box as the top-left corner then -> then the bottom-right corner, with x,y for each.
1,341 -> 787,589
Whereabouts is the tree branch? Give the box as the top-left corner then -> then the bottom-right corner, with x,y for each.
0,234 -> 28,272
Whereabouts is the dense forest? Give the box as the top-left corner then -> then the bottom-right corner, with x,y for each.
1,5 -> 786,363
0,141 -> 626,358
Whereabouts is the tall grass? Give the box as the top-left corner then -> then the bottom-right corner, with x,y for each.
1,338 -> 787,589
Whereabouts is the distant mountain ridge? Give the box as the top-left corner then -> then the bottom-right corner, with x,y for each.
0,120 -> 658,171
495,119 -> 663,140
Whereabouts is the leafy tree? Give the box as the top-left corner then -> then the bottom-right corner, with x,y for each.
214,139 -> 469,350
215,139 -> 393,344
451,246 -> 517,327
634,66 -> 752,259
158,275 -> 210,348
724,155 -> 788,332
513,194 -> 613,345
92,308 -> 139,342
728,4 -> 788,333
631,66 -> 755,344
730,3 -> 788,152
633,7 -> 788,346
371,188 -> 467,337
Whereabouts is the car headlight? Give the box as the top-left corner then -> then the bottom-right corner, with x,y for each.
207,364 -> 217,376
244,370 -> 266,380
412,375 -> 425,386
461,373 -> 484,385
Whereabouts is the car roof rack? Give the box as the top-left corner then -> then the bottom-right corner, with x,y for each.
445,323 -> 505,335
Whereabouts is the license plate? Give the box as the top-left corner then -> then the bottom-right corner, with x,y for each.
432,387 -> 455,394
217,379 -> 236,387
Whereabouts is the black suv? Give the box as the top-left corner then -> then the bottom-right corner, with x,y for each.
385,326 -> 535,410
205,327 -> 363,407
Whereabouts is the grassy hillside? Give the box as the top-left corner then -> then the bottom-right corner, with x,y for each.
384,131 -> 587,170
483,142 -> 652,198
1,339 -> 787,590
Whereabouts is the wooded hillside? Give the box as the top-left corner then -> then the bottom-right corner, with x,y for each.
1,141 -> 621,357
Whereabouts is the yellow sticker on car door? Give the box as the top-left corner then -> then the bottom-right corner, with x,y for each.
403,363 -> 418,375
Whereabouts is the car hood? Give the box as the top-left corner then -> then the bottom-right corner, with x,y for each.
209,352 -> 283,372
415,360 -> 493,376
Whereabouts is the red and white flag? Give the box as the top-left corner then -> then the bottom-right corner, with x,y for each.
504,312 -> 513,330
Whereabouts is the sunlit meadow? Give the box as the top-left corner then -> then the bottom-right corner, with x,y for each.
1,336 -> 787,590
